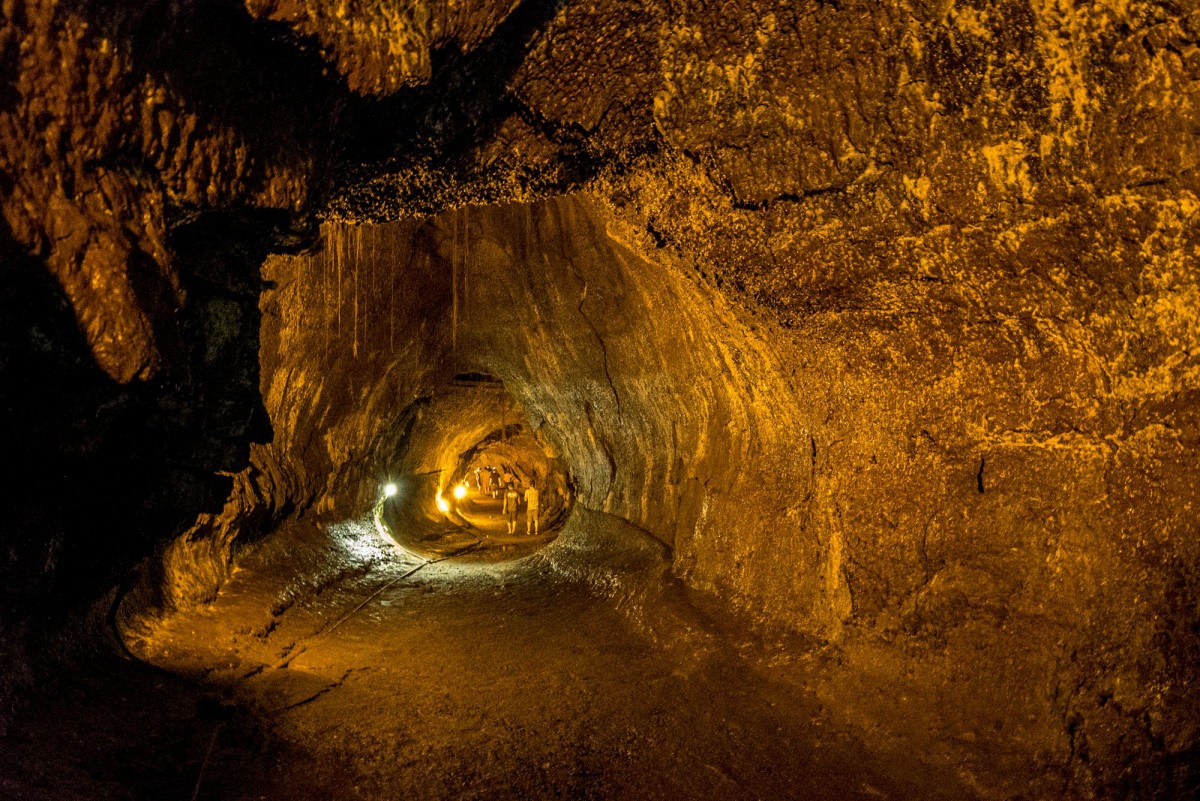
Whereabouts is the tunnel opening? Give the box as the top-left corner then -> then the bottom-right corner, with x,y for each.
376,378 -> 575,564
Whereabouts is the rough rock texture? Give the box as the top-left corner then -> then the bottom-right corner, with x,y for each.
131,192 -> 1195,796
3,0 -> 1198,798
245,0 -> 523,96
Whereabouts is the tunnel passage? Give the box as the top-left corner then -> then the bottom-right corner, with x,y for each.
107,187 -> 1200,801
119,192 -> 807,612
102,185 -> 863,798
376,376 -> 574,562
127,195 -> 808,611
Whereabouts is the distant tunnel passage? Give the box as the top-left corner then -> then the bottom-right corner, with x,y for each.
377,378 -> 574,563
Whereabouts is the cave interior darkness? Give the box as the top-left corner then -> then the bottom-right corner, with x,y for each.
2,2 -> 1199,801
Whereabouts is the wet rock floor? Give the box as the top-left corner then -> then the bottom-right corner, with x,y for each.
5,509 -> 980,800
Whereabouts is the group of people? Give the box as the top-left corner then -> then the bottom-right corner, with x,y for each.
472,466 -> 540,536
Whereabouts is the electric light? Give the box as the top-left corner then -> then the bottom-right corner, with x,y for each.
383,483 -> 398,497
453,484 -> 467,500
436,495 -> 450,514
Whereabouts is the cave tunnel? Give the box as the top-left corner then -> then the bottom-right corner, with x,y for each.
2,2 -> 1199,800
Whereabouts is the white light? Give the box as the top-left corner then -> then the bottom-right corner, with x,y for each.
436,496 -> 450,514
383,483 -> 398,497
452,484 -> 467,500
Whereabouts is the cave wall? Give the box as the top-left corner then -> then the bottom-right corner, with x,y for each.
426,195 -> 1199,794
425,200 -> 833,629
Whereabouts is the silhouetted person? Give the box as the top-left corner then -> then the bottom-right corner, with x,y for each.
503,485 -> 520,534
524,485 -> 540,535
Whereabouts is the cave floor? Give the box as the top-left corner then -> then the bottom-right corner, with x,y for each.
106,510 -> 980,800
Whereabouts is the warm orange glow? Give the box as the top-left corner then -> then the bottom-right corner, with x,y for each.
453,484 -> 467,500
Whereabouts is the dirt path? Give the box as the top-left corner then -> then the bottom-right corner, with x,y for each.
129,509 -> 976,801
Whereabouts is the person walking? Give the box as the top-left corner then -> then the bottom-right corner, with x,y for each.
524,484 -> 540,536
503,484 -> 520,535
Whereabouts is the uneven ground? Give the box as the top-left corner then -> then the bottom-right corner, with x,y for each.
119,507 -> 975,801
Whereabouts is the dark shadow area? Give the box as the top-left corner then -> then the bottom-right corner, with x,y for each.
338,0 -> 565,165
0,209 -> 304,716
0,651 -> 279,801
0,229 -> 234,619
329,0 -> 615,218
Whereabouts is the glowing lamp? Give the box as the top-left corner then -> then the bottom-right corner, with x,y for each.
383,483 -> 398,497
453,484 -> 467,500
436,495 -> 450,514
